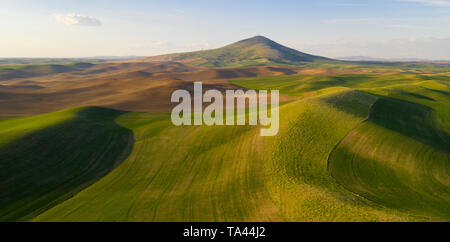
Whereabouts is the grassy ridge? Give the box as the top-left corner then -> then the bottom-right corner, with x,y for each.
0,107 -> 133,221
329,83 -> 450,220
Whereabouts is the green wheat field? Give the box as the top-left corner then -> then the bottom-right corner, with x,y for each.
1,59 -> 448,221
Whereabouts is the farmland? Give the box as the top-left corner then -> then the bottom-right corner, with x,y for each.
0,36 -> 448,222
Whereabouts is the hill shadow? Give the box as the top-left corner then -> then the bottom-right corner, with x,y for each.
368,97 -> 450,153
391,89 -> 436,102
422,87 -> 450,98
0,107 -> 134,221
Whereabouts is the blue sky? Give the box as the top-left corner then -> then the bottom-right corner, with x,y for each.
1,0 -> 449,59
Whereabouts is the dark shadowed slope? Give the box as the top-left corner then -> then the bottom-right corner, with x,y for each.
0,107 -> 133,221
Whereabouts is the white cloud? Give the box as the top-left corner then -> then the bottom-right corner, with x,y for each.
54,13 -> 101,26
398,0 -> 450,7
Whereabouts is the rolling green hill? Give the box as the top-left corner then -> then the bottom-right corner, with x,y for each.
329,85 -> 450,220
235,72 -> 450,220
32,90 -> 417,222
0,69 -> 448,221
143,36 -> 333,67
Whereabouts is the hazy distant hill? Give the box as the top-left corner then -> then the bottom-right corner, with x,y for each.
0,57 -> 142,66
142,36 -> 333,67
337,56 -> 434,62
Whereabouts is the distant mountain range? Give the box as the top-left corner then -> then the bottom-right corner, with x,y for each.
141,36 -> 333,67
0,56 -> 143,65
337,56 -> 449,62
